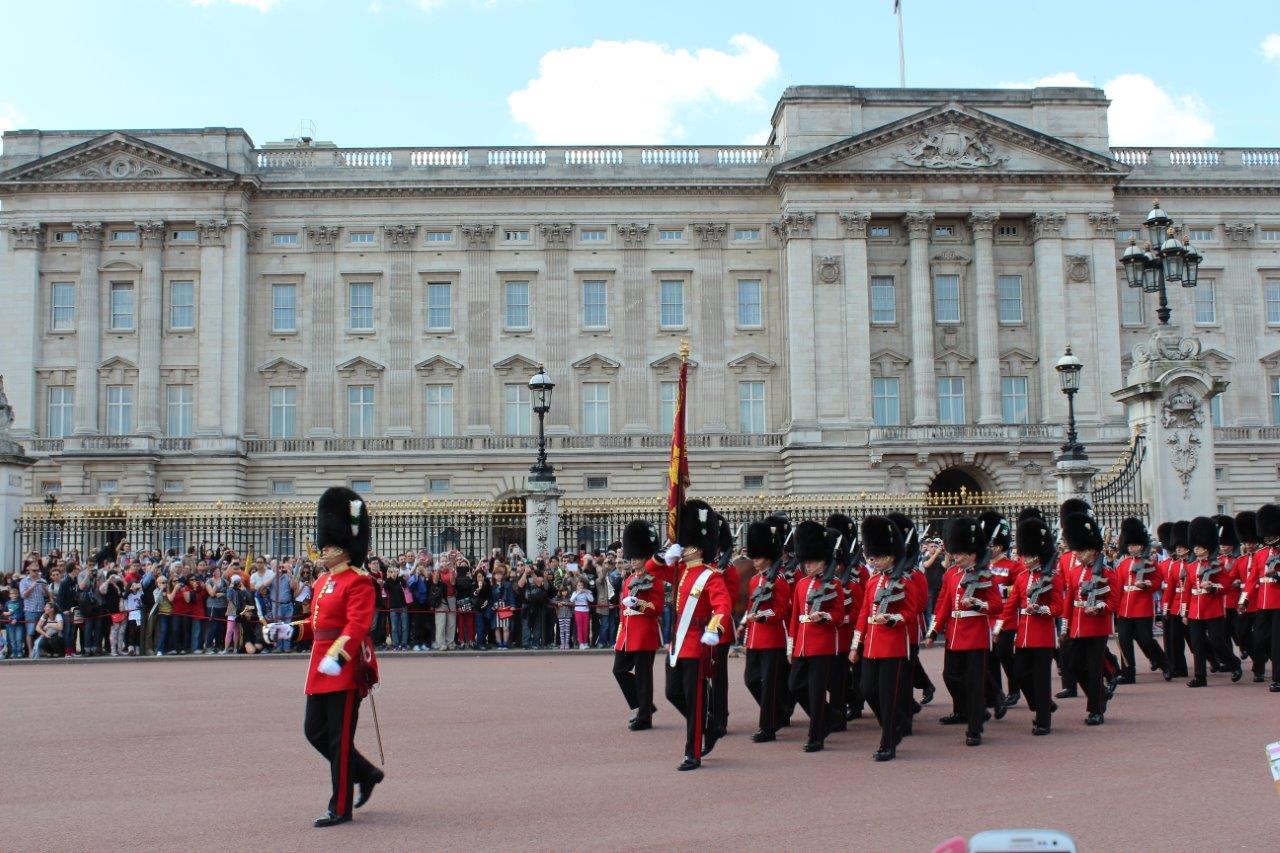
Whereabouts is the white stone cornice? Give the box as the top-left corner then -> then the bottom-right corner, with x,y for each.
538,222 -> 574,249
838,212 -> 871,238
8,222 -> 43,250
197,219 -> 228,246
771,212 -> 815,243
1030,212 -> 1066,240
382,224 -> 418,247
461,223 -> 496,250
306,224 -> 342,249
614,222 -> 649,248
966,211 -> 1000,239
903,211 -> 935,240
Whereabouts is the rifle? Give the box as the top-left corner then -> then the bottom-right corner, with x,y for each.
1025,548 -> 1059,612
715,524 -> 743,571
959,520 -> 1003,605
1129,548 -> 1156,588
1081,553 -> 1111,612
803,535 -> 843,619
744,527 -> 795,626
872,526 -> 916,618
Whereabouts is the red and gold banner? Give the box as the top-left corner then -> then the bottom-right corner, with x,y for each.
666,341 -> 691,542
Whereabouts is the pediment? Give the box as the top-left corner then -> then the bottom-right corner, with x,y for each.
727,352 -> 777,373
649,353 -> 699,371
870,347 -> 912,369
97,356 -> 137,372
999,347 -> 1039,368
414,355 -> 463,376
571,353 -> 622,373
336,356 -> 385,377
1201,347 -> 1234,371
934,348 -> 976,372
774,104 -> 1127,178
1259,349 -> 1280,371
0,132 -> 241,188
492,354 -> 540,375
257,357 -> 307,376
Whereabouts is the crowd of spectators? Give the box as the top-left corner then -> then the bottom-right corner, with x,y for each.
2,540 -> 646,660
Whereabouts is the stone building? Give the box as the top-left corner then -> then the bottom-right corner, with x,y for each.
1,85 -> 1277,511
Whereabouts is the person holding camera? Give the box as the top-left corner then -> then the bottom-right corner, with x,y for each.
31,601 -> 65,658
518,565 -> 548,649
431,555 -> 457,651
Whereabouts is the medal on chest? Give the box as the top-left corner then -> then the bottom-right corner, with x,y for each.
323,579 -> 336,596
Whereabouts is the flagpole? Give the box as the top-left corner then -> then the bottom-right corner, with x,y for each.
896,0 -> 906,88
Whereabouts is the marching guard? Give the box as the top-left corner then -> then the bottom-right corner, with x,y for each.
709,519 -> 739,740
1183,516 -> 1242,687
888,512 -> 935,714
1215,514 -> 1245,663
826,513 -> 862,732
741,517 -> 792,743
1241,504 -> 1280,691
981,511 -> 1023,709
1233,511 -> 1266,682
613,519 -> 664,730
1114,517 -> 1169,683
1160,520 -> 1193,680
788,520 -> 848,753
1061,511 -> 1117,726
995,515 -> 1063,735
279,487 -> 383,828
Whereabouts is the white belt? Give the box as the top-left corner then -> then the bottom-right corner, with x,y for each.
1123,585 -> 1146,592
951,610 -> 984,618
623,609 -> 644,617
1072,600 -> 1094,608
1260,578 -> 1278,585
1191,589 -> 1211,596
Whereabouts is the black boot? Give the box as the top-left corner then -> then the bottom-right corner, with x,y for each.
314,811 -> 352,828
677,756 -> 701,771
355,768 -> 384,809
873,746 -> 896,761
750,729 -> 776,743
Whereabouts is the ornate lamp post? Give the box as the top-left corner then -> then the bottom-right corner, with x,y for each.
1055,345 -> 1086,461
43,491 -> 58,516
528,366 -> 556,485
1119,199 -> 1203,326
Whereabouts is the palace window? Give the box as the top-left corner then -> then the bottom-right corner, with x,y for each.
425,230 -> 452,243
47,387 -> 74,438
170,229 -> 197,242
347,385 -> 375,437
269,387 -> 297,438
272,480 -> 295,496
660,280 -> 685,327
582,383 -> 611,434
272,283 -> 297,332
870,276 -> 896,324
738,381 -> 766,434
1272,377 -> 1280,425
348,282 -> 374,331
737,279 -> 763,327
937,376 -> 966,424
350,231 -> 376,245
1267,280 -> 1280,326
734,227 -> 762,241
504,281 -> 530,329
659,381 -> 678,432
658,229 -> 683,241
1001,376 -> 1029,424
1210,393 -> 1223,428
169,280 -> 195,330
997,224 -> 1019,238
742,474 -> 765,490
106,385 -> 134,436
872,377 -> 900,426
933,275 -> 960,324
504,229 -> 530,242
271,232 -> 299,246
582,280 -> 608,328
869,225 -> 892,238
1121,284 -> 1145,326
504,383 -> 532,435
586,476 -> 609,491
429,478 -> 451,493
109,282 -> 134,331
110,229 -> 138,243
424,384 -> 455,436
53,230 -> 78,243
1193,278 -> 1216,326
51,282 -> 75,330
997,275 -> 1023,324
580,228 -> 607,242
426,282 -> 452,331
1187,228 -> 1215,243
166,385 -> 194,437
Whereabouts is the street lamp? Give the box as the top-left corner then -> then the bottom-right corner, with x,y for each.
528,366 -> 555,484
1118,199 -> 1204,326
1055,344 -> 1086,461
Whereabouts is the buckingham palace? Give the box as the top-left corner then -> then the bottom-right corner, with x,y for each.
2,84 -> 1279,511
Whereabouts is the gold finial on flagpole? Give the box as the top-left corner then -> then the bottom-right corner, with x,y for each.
679,339 -> 690,361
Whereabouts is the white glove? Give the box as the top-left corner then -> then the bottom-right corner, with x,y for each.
621,595 -> 639,609
700,629 -> 719,646
662,544 -> 683,565
317,656 -> 342,677
268,622 -> 292,642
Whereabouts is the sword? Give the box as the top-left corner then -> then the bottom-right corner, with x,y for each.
368,689 -> 386,766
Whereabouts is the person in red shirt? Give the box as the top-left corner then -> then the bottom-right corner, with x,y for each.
656,499 -> 734,771
996,515 -> 1063,735
1241,504 -> 1280,691
1061,511 -> 1118,726
1160,520 -> 1193,680
927,516 -> 1003,747
1183,516 -> 1242,687
787,520 -> 847,753
741,517 -> 792,743
1232,511 -> 1266,682
850,515 -> 919,762
1114,517 -> 1168,683
979,511 -> 1021,710
826,513 -> 861,733
613,519 -> 664,731
276,487 -> 382,828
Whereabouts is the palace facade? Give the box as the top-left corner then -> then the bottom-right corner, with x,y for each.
2,85 -> 1278,510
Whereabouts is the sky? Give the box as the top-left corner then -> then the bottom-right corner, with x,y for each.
0,0 -> 1278,150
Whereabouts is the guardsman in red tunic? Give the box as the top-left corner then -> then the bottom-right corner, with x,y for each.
826,513 -> 861,733
741,517 -> 792,743
927,516 -> 1003,747
1241,504 -> 1280,691
275,487 -> 382,828
850,515 -> 920,762
995,516 -> 1063,735
888,512 -> 935,715
979,511 -> 1022,710
1053,498 -> 1091,699
1215,514 -> 1245,663
657,500 -> 735,771
1061,511 -> 1118,726
708,519 -> 739,740
787,521 -> 848,753
1160,520 -> 1193,680
1183,516 -> 1243,687
1232,511 -> 1267,683
1114,517 -> 1168,683
613,520 -> 664,731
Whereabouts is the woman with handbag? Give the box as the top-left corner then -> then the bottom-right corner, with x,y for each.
492,566 -> 515,649
454,563 -> 476,649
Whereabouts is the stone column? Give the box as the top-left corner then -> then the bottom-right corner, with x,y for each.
693,223 -> 728,432
774,212 -> 818,436
220,223 -> 250,438
136,220 -> 165,436
904,211 -> 936,425
1087,212 -> 1124,422
462,224 -> 496,435
305,224 -> 342,436
5,223 -> 43,436
535,223 -> 572,432
195,220 -> 227,435
616,223 -> 650,432
1054,457 -> 1098,505
72,222 -> 103,435
1032,212 -> 1068,423
524,483 -> 563,560
383,224 -> 418,436
969,212 -> 1002,424
1113,332 -> 1225,525
840,213 -> 872,426
1224,222 -> 1264,424
0,442 -> 36,575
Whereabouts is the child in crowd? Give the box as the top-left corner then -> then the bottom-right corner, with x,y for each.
569,578 -> 594,650
555,586 -> 573,650
4,588 -> 23,658
125,582 -> 143,656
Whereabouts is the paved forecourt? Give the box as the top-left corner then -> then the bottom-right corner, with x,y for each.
1,647 -> 1275,851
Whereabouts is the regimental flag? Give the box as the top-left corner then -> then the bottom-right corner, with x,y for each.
666,342 -> 691,542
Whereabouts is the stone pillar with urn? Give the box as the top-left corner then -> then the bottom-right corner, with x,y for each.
523,485 -> 563,562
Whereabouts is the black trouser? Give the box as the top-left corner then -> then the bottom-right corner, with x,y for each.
613,650 -> 655,723
1012,646 -> 1054,729
1057,634 -> 1077,691
743,647 -> 787,734
1163,615 -> 1189,677
788,655 -> 832,744
1255,610 -> 1280,682
991,629 -> 1016,695
827,654 -> 850,729
1223,609 -> 1240,658
942,648 -> 988,736
910,644 -> 933,694
861,656 -> 909,751
711,643 -> 729,734
1188,617 -> 1240,679
304,690 -> 378,819
1116,616 -> 1167,677
1067,635 -> 1108,715
665,657 -> 710,758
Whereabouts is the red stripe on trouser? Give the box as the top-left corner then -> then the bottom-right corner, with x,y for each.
337,691 -> 354,815
692,651 -> 707,759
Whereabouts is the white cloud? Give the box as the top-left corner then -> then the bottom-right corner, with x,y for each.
191,0 -> 281,11
0,103 -> 24,134
508,35 -> 780,144
1263,34 -> 1280,61
418,0 -> 447,9
999,72 -> 1215,146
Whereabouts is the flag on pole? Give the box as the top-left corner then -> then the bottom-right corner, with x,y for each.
666,340 -> 691,542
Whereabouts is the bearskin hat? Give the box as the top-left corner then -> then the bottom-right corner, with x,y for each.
1062,512 -> 1104,553
746,521 -> 781,561
1188,516 -> 1219,553
794,520 -> 833,564
860,515 -> 904,561
1214,515 -> 1240,550
1058,498 -> 1091,524
978,510 -> 1010,551
717,517 -> 735,559
1117,517 -> 1150,552
1171,520 -> 1191,552
1156,522 -> 1174,551
1017,517 -> 1055,568
316,486 -> 371,566
621,519 -> 661,560
945,516 -> 985,560
825,513 -> 856,564
1018,507 -> 1044,524
1234,511 -> 1260,546
887,512 -> 919,561
677,499 -> 719,555
1258,504 -> 1280,542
